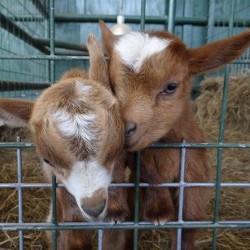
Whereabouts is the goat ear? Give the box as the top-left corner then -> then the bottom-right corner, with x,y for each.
99,20 -> 116,56
87,33 -> 110,89
188,30 -> 250,75
0,99 -> 34,127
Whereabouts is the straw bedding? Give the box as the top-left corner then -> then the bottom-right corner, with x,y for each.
0,75 -> 249,249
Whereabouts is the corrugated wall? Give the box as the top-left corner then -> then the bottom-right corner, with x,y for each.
0,0 -> 249,97
54,0 -> 250,80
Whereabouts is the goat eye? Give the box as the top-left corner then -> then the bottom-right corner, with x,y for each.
110,84 -> 116,95
43,158 -> 53,166
163,83 -> 178,94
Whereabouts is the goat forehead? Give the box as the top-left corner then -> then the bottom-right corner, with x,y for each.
114,32 -> 171,73
53,109 -> 96,143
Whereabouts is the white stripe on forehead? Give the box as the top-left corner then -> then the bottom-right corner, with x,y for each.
62,160 -> 112,200
114,32 -> 171,72
53,110 -> 96,143
75,80 -> 92,94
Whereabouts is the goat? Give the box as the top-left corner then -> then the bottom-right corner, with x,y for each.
0,34 -> 129,249
99,21 -> 250,249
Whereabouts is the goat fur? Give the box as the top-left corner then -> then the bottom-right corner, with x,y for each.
0,34 -> 129,249
100,21 -> 250,249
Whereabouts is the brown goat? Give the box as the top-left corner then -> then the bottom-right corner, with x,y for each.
100,21 -> 250,249
0,34 -> 129,249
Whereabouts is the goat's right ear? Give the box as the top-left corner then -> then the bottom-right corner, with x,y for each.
0,99 -> 34,127
188,30 -> 250,75
99,20 -> 116,56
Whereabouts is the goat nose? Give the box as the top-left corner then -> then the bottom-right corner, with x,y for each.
81,199 -> 106,218
125,122 -> 137,137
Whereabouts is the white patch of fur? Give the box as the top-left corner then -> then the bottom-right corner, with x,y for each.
53,110 -> 96,142
63,160 -> 111,199
75,80 -> 92,94
114,32 -> 171,72
62,160 -> 111,219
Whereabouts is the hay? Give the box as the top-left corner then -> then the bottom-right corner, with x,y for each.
0,75 -> 250,249
195,75 -> 250,141
194,75 -> 250,249
0,128 -> 50,249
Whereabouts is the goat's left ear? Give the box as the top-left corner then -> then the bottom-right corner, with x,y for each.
87,33 -> 110,89
0,99 -> 34,127
188,30 -> 250,75
99,20 -> 116,56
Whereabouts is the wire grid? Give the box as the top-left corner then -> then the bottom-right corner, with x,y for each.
0,0 -> 49,99
206,0 -> 250,76
0,0 -> 250,249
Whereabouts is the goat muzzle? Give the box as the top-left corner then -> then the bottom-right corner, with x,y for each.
80,188 -> 107,219
125,122 -> 137,137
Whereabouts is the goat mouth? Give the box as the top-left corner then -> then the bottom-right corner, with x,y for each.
81,208 -> 107,222
125,130 -> 148,151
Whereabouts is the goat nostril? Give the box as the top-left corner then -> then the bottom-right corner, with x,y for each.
81,200 -> 106,218
125,122 -> 137,137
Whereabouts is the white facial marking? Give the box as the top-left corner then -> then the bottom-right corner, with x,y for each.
62,160 -> 111,206
53,110 -> 96,143
115,32 -> 171,72
76,81 -> 92,94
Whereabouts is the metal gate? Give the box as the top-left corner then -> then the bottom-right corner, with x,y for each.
0,0 -> 250,249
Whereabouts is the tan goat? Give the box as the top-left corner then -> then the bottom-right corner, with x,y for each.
0,34 -> 129,249
100,21 -> 250,249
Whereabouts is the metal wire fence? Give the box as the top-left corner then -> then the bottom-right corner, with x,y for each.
0,0 -> 49,99
0,0 -> 250,249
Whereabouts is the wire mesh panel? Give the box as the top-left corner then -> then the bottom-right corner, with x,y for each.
0,0 -> 50,99
206,0 -> 250,76
0,0 -> 250,249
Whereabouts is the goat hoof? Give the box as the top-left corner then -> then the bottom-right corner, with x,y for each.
153,215 -> 172,226
105,205 -> 128,224
146,206 -> 174,226
110,219 -> 121,225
